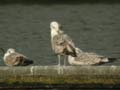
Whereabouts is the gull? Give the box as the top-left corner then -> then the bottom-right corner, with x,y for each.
50,21 -> 77,66
3,48 -> 33,66
68,47 -> 111,65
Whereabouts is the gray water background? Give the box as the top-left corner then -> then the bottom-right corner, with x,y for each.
0,1 -> 120,66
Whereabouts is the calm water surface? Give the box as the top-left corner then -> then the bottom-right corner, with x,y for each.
0,3 -> 120,66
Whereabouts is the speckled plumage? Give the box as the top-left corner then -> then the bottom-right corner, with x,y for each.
4,48 -> 33,66
50,21 -> 77,66
68,48 -> 109,65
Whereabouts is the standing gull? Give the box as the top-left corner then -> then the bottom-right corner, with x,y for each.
3,48 -> 33,66
68,47 -> 111,65
50,21 -> 77,66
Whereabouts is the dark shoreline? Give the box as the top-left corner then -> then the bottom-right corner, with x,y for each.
0,0 -> 120,5
0,84 -> 120,89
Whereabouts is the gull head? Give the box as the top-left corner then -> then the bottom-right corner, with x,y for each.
3,48 -> 15,61
68,48 -> 82,63
50,21 -> 60,31
75,47 -> 82,54
7,48 -> 15,54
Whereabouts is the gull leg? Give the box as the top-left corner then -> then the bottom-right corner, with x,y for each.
64,55 -> 67,66
58,55 -> 61,66
57,55 -> 61,74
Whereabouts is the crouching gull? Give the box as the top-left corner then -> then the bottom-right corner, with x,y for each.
68,47 -> 114,65
3,48 -> 33,66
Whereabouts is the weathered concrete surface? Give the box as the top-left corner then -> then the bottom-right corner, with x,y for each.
0,66 -> 120,76
0,66 -> 120,85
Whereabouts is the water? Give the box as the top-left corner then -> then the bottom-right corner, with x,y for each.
0,1 -> 120,66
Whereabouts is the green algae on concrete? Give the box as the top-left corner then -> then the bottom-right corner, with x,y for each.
3,75 -> 120,85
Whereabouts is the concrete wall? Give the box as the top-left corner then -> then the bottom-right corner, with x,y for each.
0,66 -> 120,85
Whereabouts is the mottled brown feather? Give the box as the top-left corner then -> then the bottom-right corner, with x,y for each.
52,34 -> 76,57
4,52 -> 27,66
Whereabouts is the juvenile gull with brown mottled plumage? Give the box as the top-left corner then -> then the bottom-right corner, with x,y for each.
50,21 -> 77,66
68,48 -> 111,65
3,48 -> 33,66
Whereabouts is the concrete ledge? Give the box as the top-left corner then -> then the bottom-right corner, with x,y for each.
0,66 -> 120,86
0,65 -> 120,75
